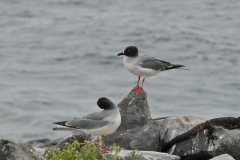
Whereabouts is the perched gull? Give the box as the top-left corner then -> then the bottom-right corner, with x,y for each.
118,46 -> 188,94
53,97 -> 121,152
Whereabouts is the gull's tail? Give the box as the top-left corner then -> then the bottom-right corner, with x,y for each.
53,121 -> 76,131
163,64 -> 190,71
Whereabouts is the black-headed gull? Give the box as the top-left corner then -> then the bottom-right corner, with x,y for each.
53,97 -> 121,152
118,46 -> 188,94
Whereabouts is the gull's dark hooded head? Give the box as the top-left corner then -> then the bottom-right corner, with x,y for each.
97,97 -> 115,110
118,46 -> 138,57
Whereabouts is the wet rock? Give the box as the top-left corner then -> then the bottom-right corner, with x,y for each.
106,150 -> 180,160
0,139 -> 45,160
210,154 -> 235,160
104,89 -> 160,151
157,116 -> 240,160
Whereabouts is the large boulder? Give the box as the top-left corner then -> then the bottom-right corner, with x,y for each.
55,132 -> 91,150
155,116 -> 207,150
0,139 -> 45,160
210,154 -> 235,160
104,89 -> 160,151
106,150 -> 180,160
27,138 -> 62,148
156,116 -> 240,160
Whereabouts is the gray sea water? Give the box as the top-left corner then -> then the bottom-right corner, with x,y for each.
1,0 -> 240,142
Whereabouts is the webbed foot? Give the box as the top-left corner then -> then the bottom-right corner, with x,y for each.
133,85 -> 139,90
135,87 -> 143,94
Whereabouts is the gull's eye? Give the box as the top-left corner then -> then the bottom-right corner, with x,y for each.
127,50 -> 130,52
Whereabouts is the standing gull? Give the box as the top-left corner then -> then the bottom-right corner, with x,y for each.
118,46 -> 188,94
53,97 -> 121,152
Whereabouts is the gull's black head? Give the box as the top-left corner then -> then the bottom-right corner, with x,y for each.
117,46 -> 138,57
97,97 -> 114,110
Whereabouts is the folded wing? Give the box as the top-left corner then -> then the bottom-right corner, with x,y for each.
53,118 -> 109,130
140,56 -> 185,71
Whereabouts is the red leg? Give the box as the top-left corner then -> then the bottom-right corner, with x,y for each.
133,76 -> 141,90
98,135 -> 112,153
101,135 -> 105,148
97,136 -> 102,151
101,136 -> 112,151
135,78 -> 145,94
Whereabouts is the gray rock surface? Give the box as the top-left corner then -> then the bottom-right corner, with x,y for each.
55,131 -> 91,150
156,116 -> 207,149
107,150 -> 180,160
210,154 -> 235,160
0,139 -> 45,160
27,138 -> 62,148
157,116 -> 240,160
104,89 -> 160,151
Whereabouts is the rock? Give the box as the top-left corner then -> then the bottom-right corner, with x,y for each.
104,89 -> 160,151
157,116 -> 240,160
210,154 -> 235,160
55,131 -> 91,150
27,138 -> 62,148
156,116 -> 207,149
0,139 -> 45,160
34,148 -> 46,156
106,150 -> 180,160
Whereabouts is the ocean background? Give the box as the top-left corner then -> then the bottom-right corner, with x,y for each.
1,0 -> 240,142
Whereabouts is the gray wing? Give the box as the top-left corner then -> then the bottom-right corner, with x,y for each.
66,118 -> 109,130
66,111 -> 112,130
139,55 -> 172,71
83,110 -> 116,120
83,111 -> 107,120
139,55 -> 184,71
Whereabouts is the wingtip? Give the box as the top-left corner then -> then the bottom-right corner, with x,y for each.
179,65 -> 190,71
176,65 -> 190,71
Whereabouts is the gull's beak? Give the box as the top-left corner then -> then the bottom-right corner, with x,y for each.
117,52 -> 124,56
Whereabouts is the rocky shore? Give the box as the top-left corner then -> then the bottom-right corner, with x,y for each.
1,89 -> 239,160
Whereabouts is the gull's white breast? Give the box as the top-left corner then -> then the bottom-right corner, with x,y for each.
123,56 -> 159,78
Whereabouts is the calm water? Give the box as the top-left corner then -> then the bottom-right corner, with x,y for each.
1,0 -> 240,142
